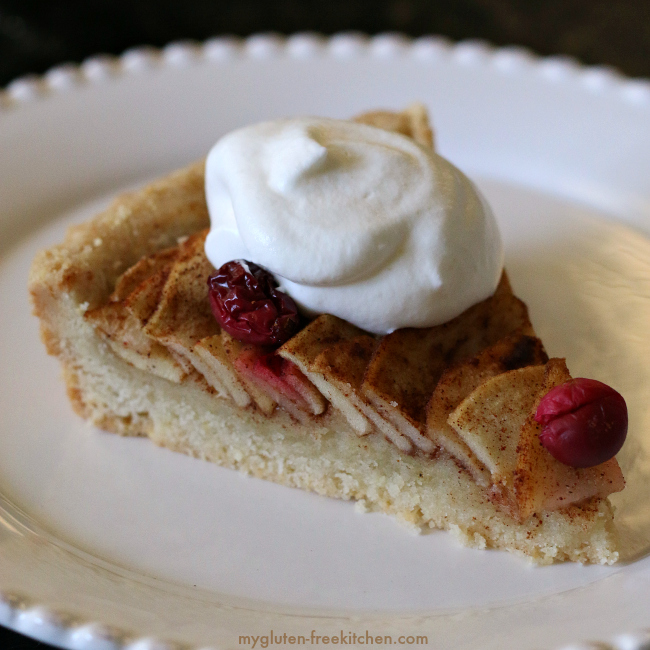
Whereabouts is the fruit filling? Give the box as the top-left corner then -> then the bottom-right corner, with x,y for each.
86,227 -> 626,522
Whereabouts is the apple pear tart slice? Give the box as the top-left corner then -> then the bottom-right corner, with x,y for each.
29,108 -> 625,564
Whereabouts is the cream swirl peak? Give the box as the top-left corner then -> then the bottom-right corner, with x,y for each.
204,117 -> 503,335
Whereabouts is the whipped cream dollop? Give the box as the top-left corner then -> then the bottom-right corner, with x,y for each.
204,117 -> 503,335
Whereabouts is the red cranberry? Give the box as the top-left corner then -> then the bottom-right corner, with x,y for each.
207,260 -> 301,346
535,378 -> 628,468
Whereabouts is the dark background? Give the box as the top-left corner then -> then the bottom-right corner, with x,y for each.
2,0 -> 649,647
3,0 -> 650,86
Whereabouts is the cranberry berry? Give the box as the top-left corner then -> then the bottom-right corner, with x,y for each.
207,260 -> 301,347
535,378 -> 628,468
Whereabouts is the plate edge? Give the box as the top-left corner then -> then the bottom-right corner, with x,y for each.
2,31 -> 650,650
2,32 -> 650,110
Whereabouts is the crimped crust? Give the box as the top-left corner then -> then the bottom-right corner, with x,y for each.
29,158 -> 620,565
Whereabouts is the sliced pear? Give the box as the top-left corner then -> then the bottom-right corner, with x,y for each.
278,314 -> 365,370
111,246 -> 178,301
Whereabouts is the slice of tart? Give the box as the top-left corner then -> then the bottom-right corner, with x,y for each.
29,107 -> 625,564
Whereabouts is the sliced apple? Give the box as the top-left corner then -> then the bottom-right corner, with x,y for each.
447,364 -> 546,483
427,331 -> 548,486
143,230 -> 227,385
85,248 -> 187,382
362,272 -> 531,453
230,336 -> 326,423
308,336 -> 379,436
512,359 -> 625,521
449,358 -> 626,521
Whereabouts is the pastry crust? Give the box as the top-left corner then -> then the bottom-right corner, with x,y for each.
29,121 -> 622,565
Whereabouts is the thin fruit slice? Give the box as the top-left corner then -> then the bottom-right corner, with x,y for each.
278,314 -> 365,369
279,317 -> 413,451
512,359 -> 625,521
448,359 -> 625,521
231,338 -> 326,423
362,273 -> 531,452
85,249 -> 186,382
192,334 -> 251,405
308,336 -> 379,436
111,246 -> 179,301
447,364 -> 546,483
427,331 -> 548,486
144,229 -> 223,384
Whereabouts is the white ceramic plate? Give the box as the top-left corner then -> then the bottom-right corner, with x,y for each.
1,34 -> 650,650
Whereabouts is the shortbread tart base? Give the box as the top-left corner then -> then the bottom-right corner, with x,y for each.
29,160 -> 620,565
